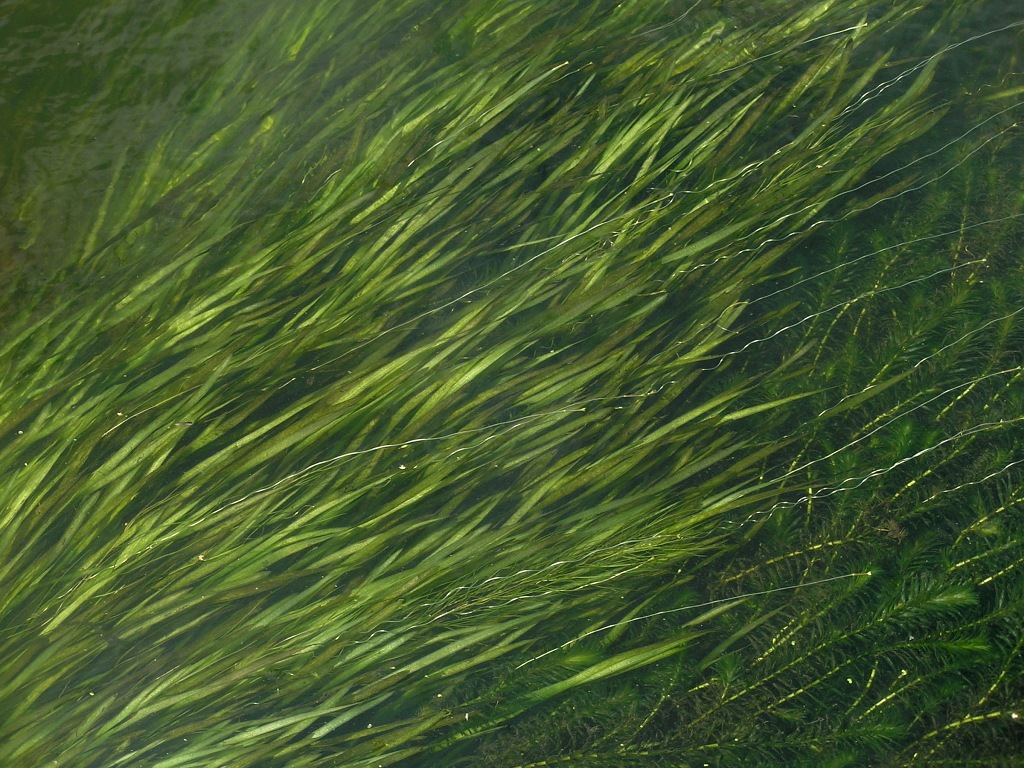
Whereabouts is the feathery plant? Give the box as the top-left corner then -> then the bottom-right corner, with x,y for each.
0,0 -> 1021,766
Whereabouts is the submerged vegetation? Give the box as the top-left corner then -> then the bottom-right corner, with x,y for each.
1,0 -> 1022,765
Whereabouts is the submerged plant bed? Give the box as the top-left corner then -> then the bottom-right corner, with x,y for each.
1,1 -> 1022,766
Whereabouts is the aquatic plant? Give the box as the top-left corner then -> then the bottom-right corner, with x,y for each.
0,0 -> 1021,765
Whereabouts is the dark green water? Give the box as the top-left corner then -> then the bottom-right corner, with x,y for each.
1,2 -> 1023,766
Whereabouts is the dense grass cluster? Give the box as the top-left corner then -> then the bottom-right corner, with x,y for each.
1,0 -> 1022,765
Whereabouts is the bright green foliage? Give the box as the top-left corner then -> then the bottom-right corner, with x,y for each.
0,1 -> 1021,766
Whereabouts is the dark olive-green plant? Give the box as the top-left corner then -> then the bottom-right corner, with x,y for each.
0,1 -> 1021,766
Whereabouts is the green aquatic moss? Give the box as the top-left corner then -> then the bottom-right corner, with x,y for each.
0,1 -> 1022,766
